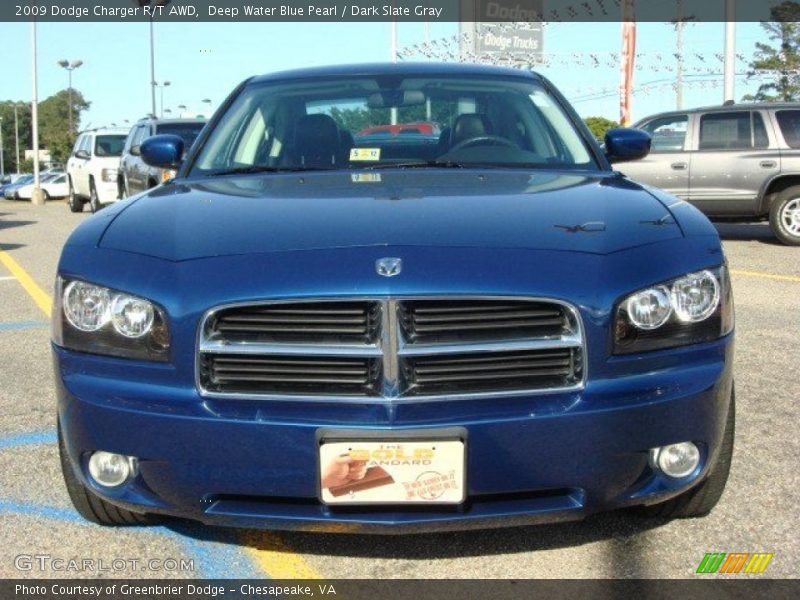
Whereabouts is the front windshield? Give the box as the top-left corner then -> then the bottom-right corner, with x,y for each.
191,75 -> 596,174
94,135 -> 127,157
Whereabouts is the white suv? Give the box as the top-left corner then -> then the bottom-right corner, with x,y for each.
66,128 -> 128,212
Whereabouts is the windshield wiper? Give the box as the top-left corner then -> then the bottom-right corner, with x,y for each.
207,165 -> 333,177
362,160 -> 469,170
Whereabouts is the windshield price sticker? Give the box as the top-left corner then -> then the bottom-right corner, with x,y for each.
350,148 -> 381,161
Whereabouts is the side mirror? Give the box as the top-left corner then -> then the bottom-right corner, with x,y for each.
604,128 -> 651,163
140,134 -> 184,170
75,149 -> 90,160
129,144 -> 141,157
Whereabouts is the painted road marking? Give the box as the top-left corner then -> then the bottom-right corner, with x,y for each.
2,251 -> 324,579
0,430 -> 259,578
243,532 -> 323,579
0,251 -> 52,315
730,269 -> 800,283
0,320 -> 49,332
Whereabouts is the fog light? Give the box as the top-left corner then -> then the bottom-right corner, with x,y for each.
88,451 -> 136,488
651,442 -> 700,478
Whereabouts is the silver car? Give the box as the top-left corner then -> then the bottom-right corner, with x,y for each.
620,102 -> 800,245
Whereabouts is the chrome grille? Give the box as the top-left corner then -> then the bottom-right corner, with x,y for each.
198,297 -> 584,401
207,301 -> 381,344
398,299 -> 569,344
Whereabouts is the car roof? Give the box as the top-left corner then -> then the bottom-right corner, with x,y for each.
636,102 -> 800,123
249,62 -> 541,85
78,128 -> 129,135
137,117 -> 207,125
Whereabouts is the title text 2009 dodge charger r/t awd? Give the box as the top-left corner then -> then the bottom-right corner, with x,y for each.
53,64 -> 734,532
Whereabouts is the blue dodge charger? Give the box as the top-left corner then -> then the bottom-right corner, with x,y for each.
53,63 -> 734,532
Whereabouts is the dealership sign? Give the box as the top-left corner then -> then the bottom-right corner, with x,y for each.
463,1 -> 544,61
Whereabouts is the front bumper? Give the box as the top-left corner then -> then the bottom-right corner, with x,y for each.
55,334 -> 734,534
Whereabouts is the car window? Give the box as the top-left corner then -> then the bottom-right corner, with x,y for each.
776,110 -> 800,149
79,135 -> 92,154
698,111 -> 769,151
192,75 -> 597,173
94,135 -> 127,157
131,124 -> 149,148
72,135 -> 84,155
641,115 -> 688,152
155,122 -> 206,149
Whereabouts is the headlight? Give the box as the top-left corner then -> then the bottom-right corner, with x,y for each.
101,168 -> 117,183
53,278 -> 170,361
614,266 -> 733,354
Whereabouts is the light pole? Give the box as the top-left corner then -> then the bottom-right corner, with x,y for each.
201,98 -> 211,116
31,21 -> 44,205
0,117 -> 5,178
14,104 -> 21,173
57,59 -> 83,134
155,80 -> 171,118
177,104 -> 187,117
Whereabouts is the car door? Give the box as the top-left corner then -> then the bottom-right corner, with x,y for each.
618,113 -> 691,199
119,126 -> 138,194
688,110 -> 779,216
74,135 -> 93,196
129,125 -> 151,194
67,135 -> 84,193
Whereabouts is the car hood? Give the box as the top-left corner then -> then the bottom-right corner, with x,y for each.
98,170 -> 683,261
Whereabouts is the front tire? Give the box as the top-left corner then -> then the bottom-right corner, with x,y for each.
89,180 -> 102,213
68,179 -> 83,213
58,422 -> 152,526
769,186 -> 800,246
639,387 -> 735,519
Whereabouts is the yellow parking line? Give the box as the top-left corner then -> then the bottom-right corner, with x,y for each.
0,251 -> 52,316
241,532 -> 323,579
730,269 -> 800,283
0,249 -> 322,578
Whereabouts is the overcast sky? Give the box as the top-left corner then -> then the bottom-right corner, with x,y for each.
0,20 -> 765,131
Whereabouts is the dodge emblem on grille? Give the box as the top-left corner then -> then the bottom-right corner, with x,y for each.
376,257 -> 402,277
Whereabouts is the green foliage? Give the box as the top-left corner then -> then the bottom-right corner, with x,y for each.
38,89 -> 90,163
584,116 -> 619,140
0,89 -> 90,172
18,158 -> 44,173
745,1 -> 800,102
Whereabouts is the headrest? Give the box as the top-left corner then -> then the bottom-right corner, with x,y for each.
451,113 -> 492,146
293,114 -> 341,167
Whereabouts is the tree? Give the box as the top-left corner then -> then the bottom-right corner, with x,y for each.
0,89 -> 89,172
38,89 -> 90,163
584,116 -> 619,140
745,1 -> 800,102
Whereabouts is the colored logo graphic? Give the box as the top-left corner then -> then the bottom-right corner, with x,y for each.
696,552 -> 773,574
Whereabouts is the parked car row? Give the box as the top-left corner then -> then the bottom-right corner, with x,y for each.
65,117 -> 206,213
1,170 -> 67,200
619,102 -> 800,245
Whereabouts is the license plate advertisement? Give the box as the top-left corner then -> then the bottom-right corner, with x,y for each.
319,440 -> 465,505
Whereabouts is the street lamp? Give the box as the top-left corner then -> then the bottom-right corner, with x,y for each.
0,116 -> 5,178
201,98 -> 212,116
163,109 -> 172,116
57,59 -> 83,134
155,80 -> 171,118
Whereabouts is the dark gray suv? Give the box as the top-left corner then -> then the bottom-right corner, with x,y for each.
118,117 -> 206,197
620,102 -> 800,245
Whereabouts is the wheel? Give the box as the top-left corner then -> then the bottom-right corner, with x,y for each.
118,178 -> 128,200
42,190 -> 50,201
58,422 -> 152,526
638,387 -> 735,519
89,180 -> 102,213
769,186 -> 800,245
68,179 -> 83,213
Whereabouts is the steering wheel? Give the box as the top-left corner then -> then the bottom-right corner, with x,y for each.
448,135 -> 519,153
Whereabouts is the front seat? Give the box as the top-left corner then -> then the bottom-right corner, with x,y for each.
450,113 -> 493,147
293,114 -> 341,168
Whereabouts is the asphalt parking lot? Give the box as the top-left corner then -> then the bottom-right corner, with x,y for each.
0,197 -> 798,580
